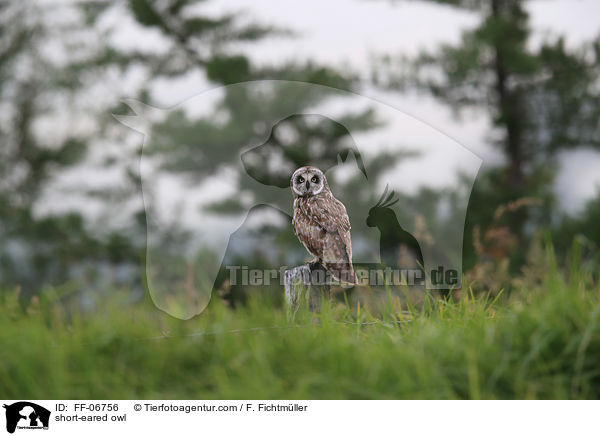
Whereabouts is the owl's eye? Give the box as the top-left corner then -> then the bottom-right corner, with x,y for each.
311,176 -> 319,183
297,176 -> 304,184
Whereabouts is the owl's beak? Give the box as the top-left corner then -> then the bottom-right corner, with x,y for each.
305,181 -> 310,191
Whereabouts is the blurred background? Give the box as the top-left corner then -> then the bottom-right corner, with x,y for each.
1,0 -> 599,314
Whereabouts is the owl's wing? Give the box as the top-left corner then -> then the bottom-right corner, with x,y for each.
310,196 -> 351,233
308,196 -> 355,283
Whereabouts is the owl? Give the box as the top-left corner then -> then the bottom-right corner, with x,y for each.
291,166 -> 356,284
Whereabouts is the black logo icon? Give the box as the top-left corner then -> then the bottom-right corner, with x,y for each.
3,402 -> 50,434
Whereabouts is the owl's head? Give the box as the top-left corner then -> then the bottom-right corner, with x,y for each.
291,166 -> 328,197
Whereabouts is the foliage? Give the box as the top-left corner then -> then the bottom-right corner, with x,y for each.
553,189 -> 600,268
0,0 -> 369,298
0,1 -> 145,295
374,0 -> 600,252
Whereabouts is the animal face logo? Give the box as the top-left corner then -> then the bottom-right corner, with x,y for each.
116,80 -> 481,319
3,402 -> 50,434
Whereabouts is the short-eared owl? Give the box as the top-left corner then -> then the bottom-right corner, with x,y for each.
291,166 -> 356,284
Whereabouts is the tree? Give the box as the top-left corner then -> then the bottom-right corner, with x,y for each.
2,0 -> 406,313
0,0 -> 118,295
0,0 -> 294,297
373,0 -> 600,267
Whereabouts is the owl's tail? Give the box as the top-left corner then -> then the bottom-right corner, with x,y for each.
325,262 -> 357,286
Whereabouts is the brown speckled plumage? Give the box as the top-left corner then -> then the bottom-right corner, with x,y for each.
291,166 -> 356,284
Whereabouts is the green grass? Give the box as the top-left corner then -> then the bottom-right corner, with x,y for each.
1,248 -> 599,399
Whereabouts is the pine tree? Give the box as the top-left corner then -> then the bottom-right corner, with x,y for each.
374,0 -> 600,265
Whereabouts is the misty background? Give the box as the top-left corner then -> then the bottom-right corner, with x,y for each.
1,0 -> 599,315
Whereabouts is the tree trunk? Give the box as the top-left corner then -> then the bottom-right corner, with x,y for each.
490,0 -> 529,241
490,0 -> 525,190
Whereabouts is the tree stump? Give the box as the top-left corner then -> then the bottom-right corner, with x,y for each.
284,262 -> 331,320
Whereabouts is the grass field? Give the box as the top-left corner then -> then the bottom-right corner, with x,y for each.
1,245 -> 599,399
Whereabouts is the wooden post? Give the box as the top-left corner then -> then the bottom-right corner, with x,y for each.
284,262 -> 331,320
